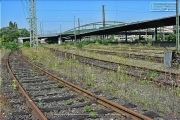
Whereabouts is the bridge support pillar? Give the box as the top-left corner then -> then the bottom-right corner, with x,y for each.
125,31 -> 127,42
139,34 -> 141,40
58,36 -> 62,44
101,35 -> 103,40
155,27 -> 157,41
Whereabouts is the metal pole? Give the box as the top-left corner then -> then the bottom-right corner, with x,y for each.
78,18 -> 80,34
60,24 -> 61,42
74,14 -> 76,41
176,0 -> 179,51
42,20 -> 43,36
29,0 -> 38,48
40,21 -> 42,36
102,5 -> 105,29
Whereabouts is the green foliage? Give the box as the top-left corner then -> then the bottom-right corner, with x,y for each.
84,105 -> 92,112
81,40 -> 91,45
177,87 -> 180,97
38,100 -> 44,107
12,80 -> 17,90
149,70 -> 157,79
167,33 -> 176,41
1,28 -> 19,42
60,39 -> 114,47
0,77 -> 2,87
76,97 -> 85,102
65,100 -> 73,105
89,112 -> 98,118
87,67 -> 95,86
57,83 -> 64,88
19,28 -> 30,37
45,39 -> 54,44
0,22 -> 29,48
32,52 -> 37,60
75,42 -> 83,49
140,79 -> 148,84
4,42 -> 19,50
9,21 -> 14,28
0,26 -> 19,49
146,38 -> 153,43
23,41 -> 30,47
9,21 -> 18,28
102,39 -> 109,45
95,40 -> 100,45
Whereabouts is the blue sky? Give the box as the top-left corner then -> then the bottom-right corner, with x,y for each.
0,0 -> 178,34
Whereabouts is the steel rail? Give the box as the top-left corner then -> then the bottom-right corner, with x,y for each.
48,48 -> 179,86
21,53 -> 152,120
6,52 -> 47,120
82,48 -> 163,63
52,48 -> 179,76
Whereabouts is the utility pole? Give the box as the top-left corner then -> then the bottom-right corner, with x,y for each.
78,18 -> 80,34
176,0 -> 179,51
60,24 -> 61,41
73,12 -> 76,42
28,0 -> 38,48
102,5 -> 105,29
40,21 -> 42,36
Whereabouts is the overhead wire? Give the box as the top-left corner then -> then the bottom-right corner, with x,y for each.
20,0 -> 29,18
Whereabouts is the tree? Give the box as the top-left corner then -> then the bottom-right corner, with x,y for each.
1,30 -> 19,43
167,33 -> 176,41
9,21 -> 18,28
19,28 -> 30,37
9,21 -> 14,28
0,26 -> 19,42
14,22 -> 18,28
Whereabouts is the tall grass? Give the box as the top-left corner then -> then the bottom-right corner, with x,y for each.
22,46 -> 180,117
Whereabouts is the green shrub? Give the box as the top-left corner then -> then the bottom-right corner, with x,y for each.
65,100 -> 73,105
57,83 -> 64,88
23,41 -> 30,47
75,43 -> 83,49
102,40 -> 108,45
4,42 -> 19,50
147,38 -> 153,43
89,112 -> 98,118
84,105 -> 92,112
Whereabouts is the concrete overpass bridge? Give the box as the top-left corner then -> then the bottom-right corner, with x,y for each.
19,15 -> 179,44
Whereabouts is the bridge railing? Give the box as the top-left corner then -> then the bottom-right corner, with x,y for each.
37,33 -> 59,37
63,21 -> 127,34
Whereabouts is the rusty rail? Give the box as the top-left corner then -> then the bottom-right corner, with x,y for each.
47,47 -> 179,76
21,53 -> 152,120
6,52 -> 47,120
47,48 -> 180,86
82,48 -> 163,63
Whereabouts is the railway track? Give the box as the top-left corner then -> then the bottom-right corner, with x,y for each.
6,50 -> 153,120
81,49 -> 163,63
82,46 -> 165,54
1,53 -> 37,120
47,48 -> 180,87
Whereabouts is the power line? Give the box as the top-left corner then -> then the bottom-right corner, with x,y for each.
36,9 -> 154,14
20,0 -> 28,19
37,20 -> 93,23
21,0 -> 29,15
